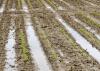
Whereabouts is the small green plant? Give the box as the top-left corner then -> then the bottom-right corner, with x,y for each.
90,12 -> 100,19
50,51 -> 58,61
75,13 -> 100,29
18,30 -> 30,62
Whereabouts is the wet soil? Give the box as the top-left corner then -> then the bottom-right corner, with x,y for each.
15,15 -> 35,71
1,0 -> 100,71
31,11 -> 100,71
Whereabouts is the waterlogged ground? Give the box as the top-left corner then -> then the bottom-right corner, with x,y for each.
0,0 -> 100,71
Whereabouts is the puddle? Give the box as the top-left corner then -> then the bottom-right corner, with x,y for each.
60,0 -> 100,25
60,0 -> 75,10
57,49 -> 64,57
71,16 -> 100,40
9,1 -> 16,12
83,0 -> 99,7
22,3 -> 29,13
43,1 -> 100,64
58,6 -> 65,10
0,4 -> 5,13
9,8 -> 16,12
22,2 -> 53,71
4,19 -> 17,71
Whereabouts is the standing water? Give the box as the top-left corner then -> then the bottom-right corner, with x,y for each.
0,4 -> 5,13
0,5 -> 4,13
42,1 -> 100,64
70,16 -> 100,40
0,2 -> 6,13
4,19 -> 17,71
22,2 -> 53,71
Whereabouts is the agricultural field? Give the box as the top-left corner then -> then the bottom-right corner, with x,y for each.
0,0 -> 100,71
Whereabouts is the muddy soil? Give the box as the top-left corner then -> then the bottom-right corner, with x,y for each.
15,15 -> 35,71
0,0 -> 13,71
31,10 -> 100,71
63,0 -> 100,12
86,0 -> 100,6
1,0 -> 100,71
0,14 -> 12,71
61,15 -> 100,50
